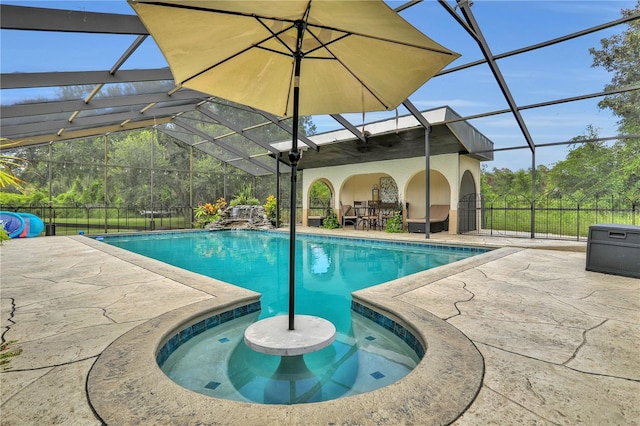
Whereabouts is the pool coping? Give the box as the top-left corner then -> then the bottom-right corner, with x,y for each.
84,234 -> 518,424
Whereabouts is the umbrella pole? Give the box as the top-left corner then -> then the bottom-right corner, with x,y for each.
288,20 -> 305,331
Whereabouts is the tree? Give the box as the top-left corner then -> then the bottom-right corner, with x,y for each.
589,1 -> 640,135
547,127 -> 614,198
587,1 -> 639,200
481,165 -> 549,199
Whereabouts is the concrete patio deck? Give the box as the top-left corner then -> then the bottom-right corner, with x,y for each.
1,229 -> 638,425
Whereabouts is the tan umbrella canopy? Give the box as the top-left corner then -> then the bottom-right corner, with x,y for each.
128,0 -> 459,330
128,0 -> 458,118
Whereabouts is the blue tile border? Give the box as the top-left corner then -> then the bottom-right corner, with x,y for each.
351,301 -> 425,359
298,232 -> 489,254
156,301 -> 261,366
158,300 -> 424,366
94,229 -> 490,255
92,229 -> 206,242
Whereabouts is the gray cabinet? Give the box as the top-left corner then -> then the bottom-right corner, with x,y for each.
586,224 -> 640,278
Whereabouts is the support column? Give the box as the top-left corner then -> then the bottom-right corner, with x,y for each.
425,127 -> 431,239
402,99 -> 431,239
46,142 -> 55,236
190,146 -> 194,228
223,162 -> 227,202
276,153 -> 281,228
531,151 -> 536,238
104,134 -> 108,233
150,129 -> 155,231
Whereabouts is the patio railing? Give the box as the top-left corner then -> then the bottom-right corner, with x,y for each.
458,193 -> 638,240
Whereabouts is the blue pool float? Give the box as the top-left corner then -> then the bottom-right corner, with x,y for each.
18,213 -> 45,237
0,211 -> 25,238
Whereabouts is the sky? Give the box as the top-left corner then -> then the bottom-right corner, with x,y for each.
1,0 -> 636,171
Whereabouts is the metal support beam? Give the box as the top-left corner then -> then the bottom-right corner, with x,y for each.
104,135 -> 109,233
276,153 -> 281,228
190,146 -> 194,228
47,143 -> 53,234
1,68 -> 173,89
1,89 -> 206,119
330,114 -> 367,143
438,13 -> 640,76
531,152 -> 536,239
173,119 -> 276,175
0,5 -> 148,34
1,104 -> 195,140
444,0 -> 536,153
5,117 -> 173,148
111,35 -> 148,75
197,107 -> 280,154
253,110 -> 319,151
403,99 -> 431,239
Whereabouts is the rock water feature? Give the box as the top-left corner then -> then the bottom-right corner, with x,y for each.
206,205 -> 275,231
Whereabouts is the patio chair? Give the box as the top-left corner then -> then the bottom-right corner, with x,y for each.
378,202 -> 399,230
340,202 -> 358,229
359,200 -> 380,231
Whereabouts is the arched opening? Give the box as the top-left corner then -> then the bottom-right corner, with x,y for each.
307,179 -> 333,227
458,170 -> 478,233
339,173 -> 389,206
405,170 -> 451,219
338,173 -> 399,230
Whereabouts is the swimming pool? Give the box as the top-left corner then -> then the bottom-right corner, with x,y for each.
101,230 -> 488,403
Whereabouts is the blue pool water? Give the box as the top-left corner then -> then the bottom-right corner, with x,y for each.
102,230 -> 487,403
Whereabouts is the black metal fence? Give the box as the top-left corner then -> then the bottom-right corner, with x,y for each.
13,194 -> 636,240
2,203 -> 194,235
3,201 -> 304,236
458,193 -> 638,240
308,193 -> 333,218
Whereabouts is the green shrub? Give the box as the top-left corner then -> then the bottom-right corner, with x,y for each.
385,211 -> 405,233
0,189 -> 48,207
263,195 -> 277,222
320,211 -> 341,229
0,228 -> 10,244
229,183 -> 260,206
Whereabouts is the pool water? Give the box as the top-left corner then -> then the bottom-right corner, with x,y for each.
103,230 -> 486,403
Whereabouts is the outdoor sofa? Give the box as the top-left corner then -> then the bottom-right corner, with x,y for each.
406,204 -> 450,233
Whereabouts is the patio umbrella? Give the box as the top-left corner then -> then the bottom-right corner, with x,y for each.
128,0 -> 459,330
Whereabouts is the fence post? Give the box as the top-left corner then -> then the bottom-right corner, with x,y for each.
576,202 -> 580,241
490,204 -> 494,236
611,194 -> 614,223
46,202 -> 55,236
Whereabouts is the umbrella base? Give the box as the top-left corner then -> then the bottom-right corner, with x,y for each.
244,315 -> 336,356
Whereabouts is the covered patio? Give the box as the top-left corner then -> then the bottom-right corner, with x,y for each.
297,106 -> 493,233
